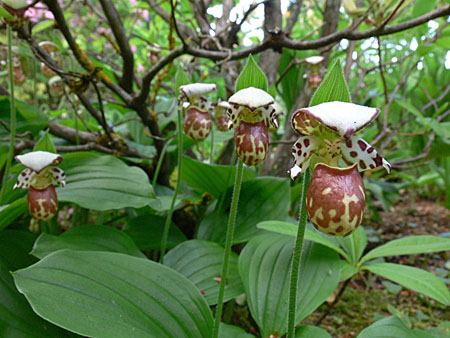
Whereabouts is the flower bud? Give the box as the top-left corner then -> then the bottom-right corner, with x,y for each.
234,120 -> 268,166
27,185 -> 58,221
306,163 -> 365,236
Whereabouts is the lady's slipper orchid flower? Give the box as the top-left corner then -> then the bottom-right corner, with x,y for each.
214,101 -> 231,132
179,83 -> 217,141
39,41 -> 60,78
290,101 -> 391,236
13,151 -> 66,221
304,56 -> 325,90
226,87 -> 279,166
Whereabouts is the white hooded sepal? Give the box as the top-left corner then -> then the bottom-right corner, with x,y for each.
228,87 -> 274,110
299,101 -> 380,138
15,151 -> 63,173
179,83 -> 217,99
341,135 -> 391,173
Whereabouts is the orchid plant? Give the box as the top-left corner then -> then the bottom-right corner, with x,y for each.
13,151 -> 66,221
226,86 -> 279,166
304,56 -> 325,90
178,83 -> 217,141
289,101 -> 391,236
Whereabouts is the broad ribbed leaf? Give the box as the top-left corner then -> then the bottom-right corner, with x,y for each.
165,240 -> 244,305
363,263 -> 450,305
296,325 -> 332,338
124,214 -> 187,250
56,152 -> 155,210
310,59 -> 351,106
31,225 -> 145,259
0,98 -> 49,139
340,261 -> 359,282
331,227 -> 367,264
33,130 -> 56,153
257,220 -> 349,260
0,198 -> 28,231
181,156 -> 255,198
357,316 -> 437,338
235,54 -> 268,92
360,236 -> 450,264
0,230 -> 76,338
13,250 -> 213,338
219,323 -> 255,338
197,177 -> 290,243
238,234 -> 340,337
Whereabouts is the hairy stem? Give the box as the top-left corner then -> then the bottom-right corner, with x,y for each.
287,169 -> 311,338
160,109 -> 183,264
0,26 -> 16,205
212,159 -> 244,338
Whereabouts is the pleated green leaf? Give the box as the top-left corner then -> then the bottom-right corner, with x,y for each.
219,323 -> 255,338
235,54 -> 268,92
360,235 -> 450,264
363,263 -> 450,305
310,59 -> 351,106
296,325 -> 332,338
238,234 -> 340,337
13,250 -> 213,338
56,152 -> 155,210
31,225 -> 145,259
0,198 -> 28,231
124,214 -> 187,250
181,156 -> 256,198
257,220 -> 349,259
198,177 -> 290,243
357,316 -> 437,338
0,230 -> 76,338
165,240 -> 244,305
33,130 -> 56,153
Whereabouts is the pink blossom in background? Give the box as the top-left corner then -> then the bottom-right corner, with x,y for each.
141,10 -> 149,21
131,45 -> 137,53
137,63 -> 145,73
26,6 -> 54,22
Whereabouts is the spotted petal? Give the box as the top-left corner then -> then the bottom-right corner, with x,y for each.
341,135 -> 391,173
16,151 -> 63,173
289,135 -> 320,179
14,168 -> 36,190
49,167 -> 66,187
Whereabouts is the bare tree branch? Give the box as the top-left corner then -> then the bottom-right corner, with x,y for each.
98,0 -> 135,93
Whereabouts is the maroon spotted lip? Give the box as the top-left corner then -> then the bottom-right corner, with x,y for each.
234,120 -> 268,166
306,163 -> 365,237
27,185 -> 59,221
183,107 -> 212,141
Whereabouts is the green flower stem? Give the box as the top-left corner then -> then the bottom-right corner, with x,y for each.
160,108 -> 183,264
152,136 -> 173,187
287,169 -> 311,338
209,123 -> 214,163
212,158 -> 244,338
0,25 -> 16,205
